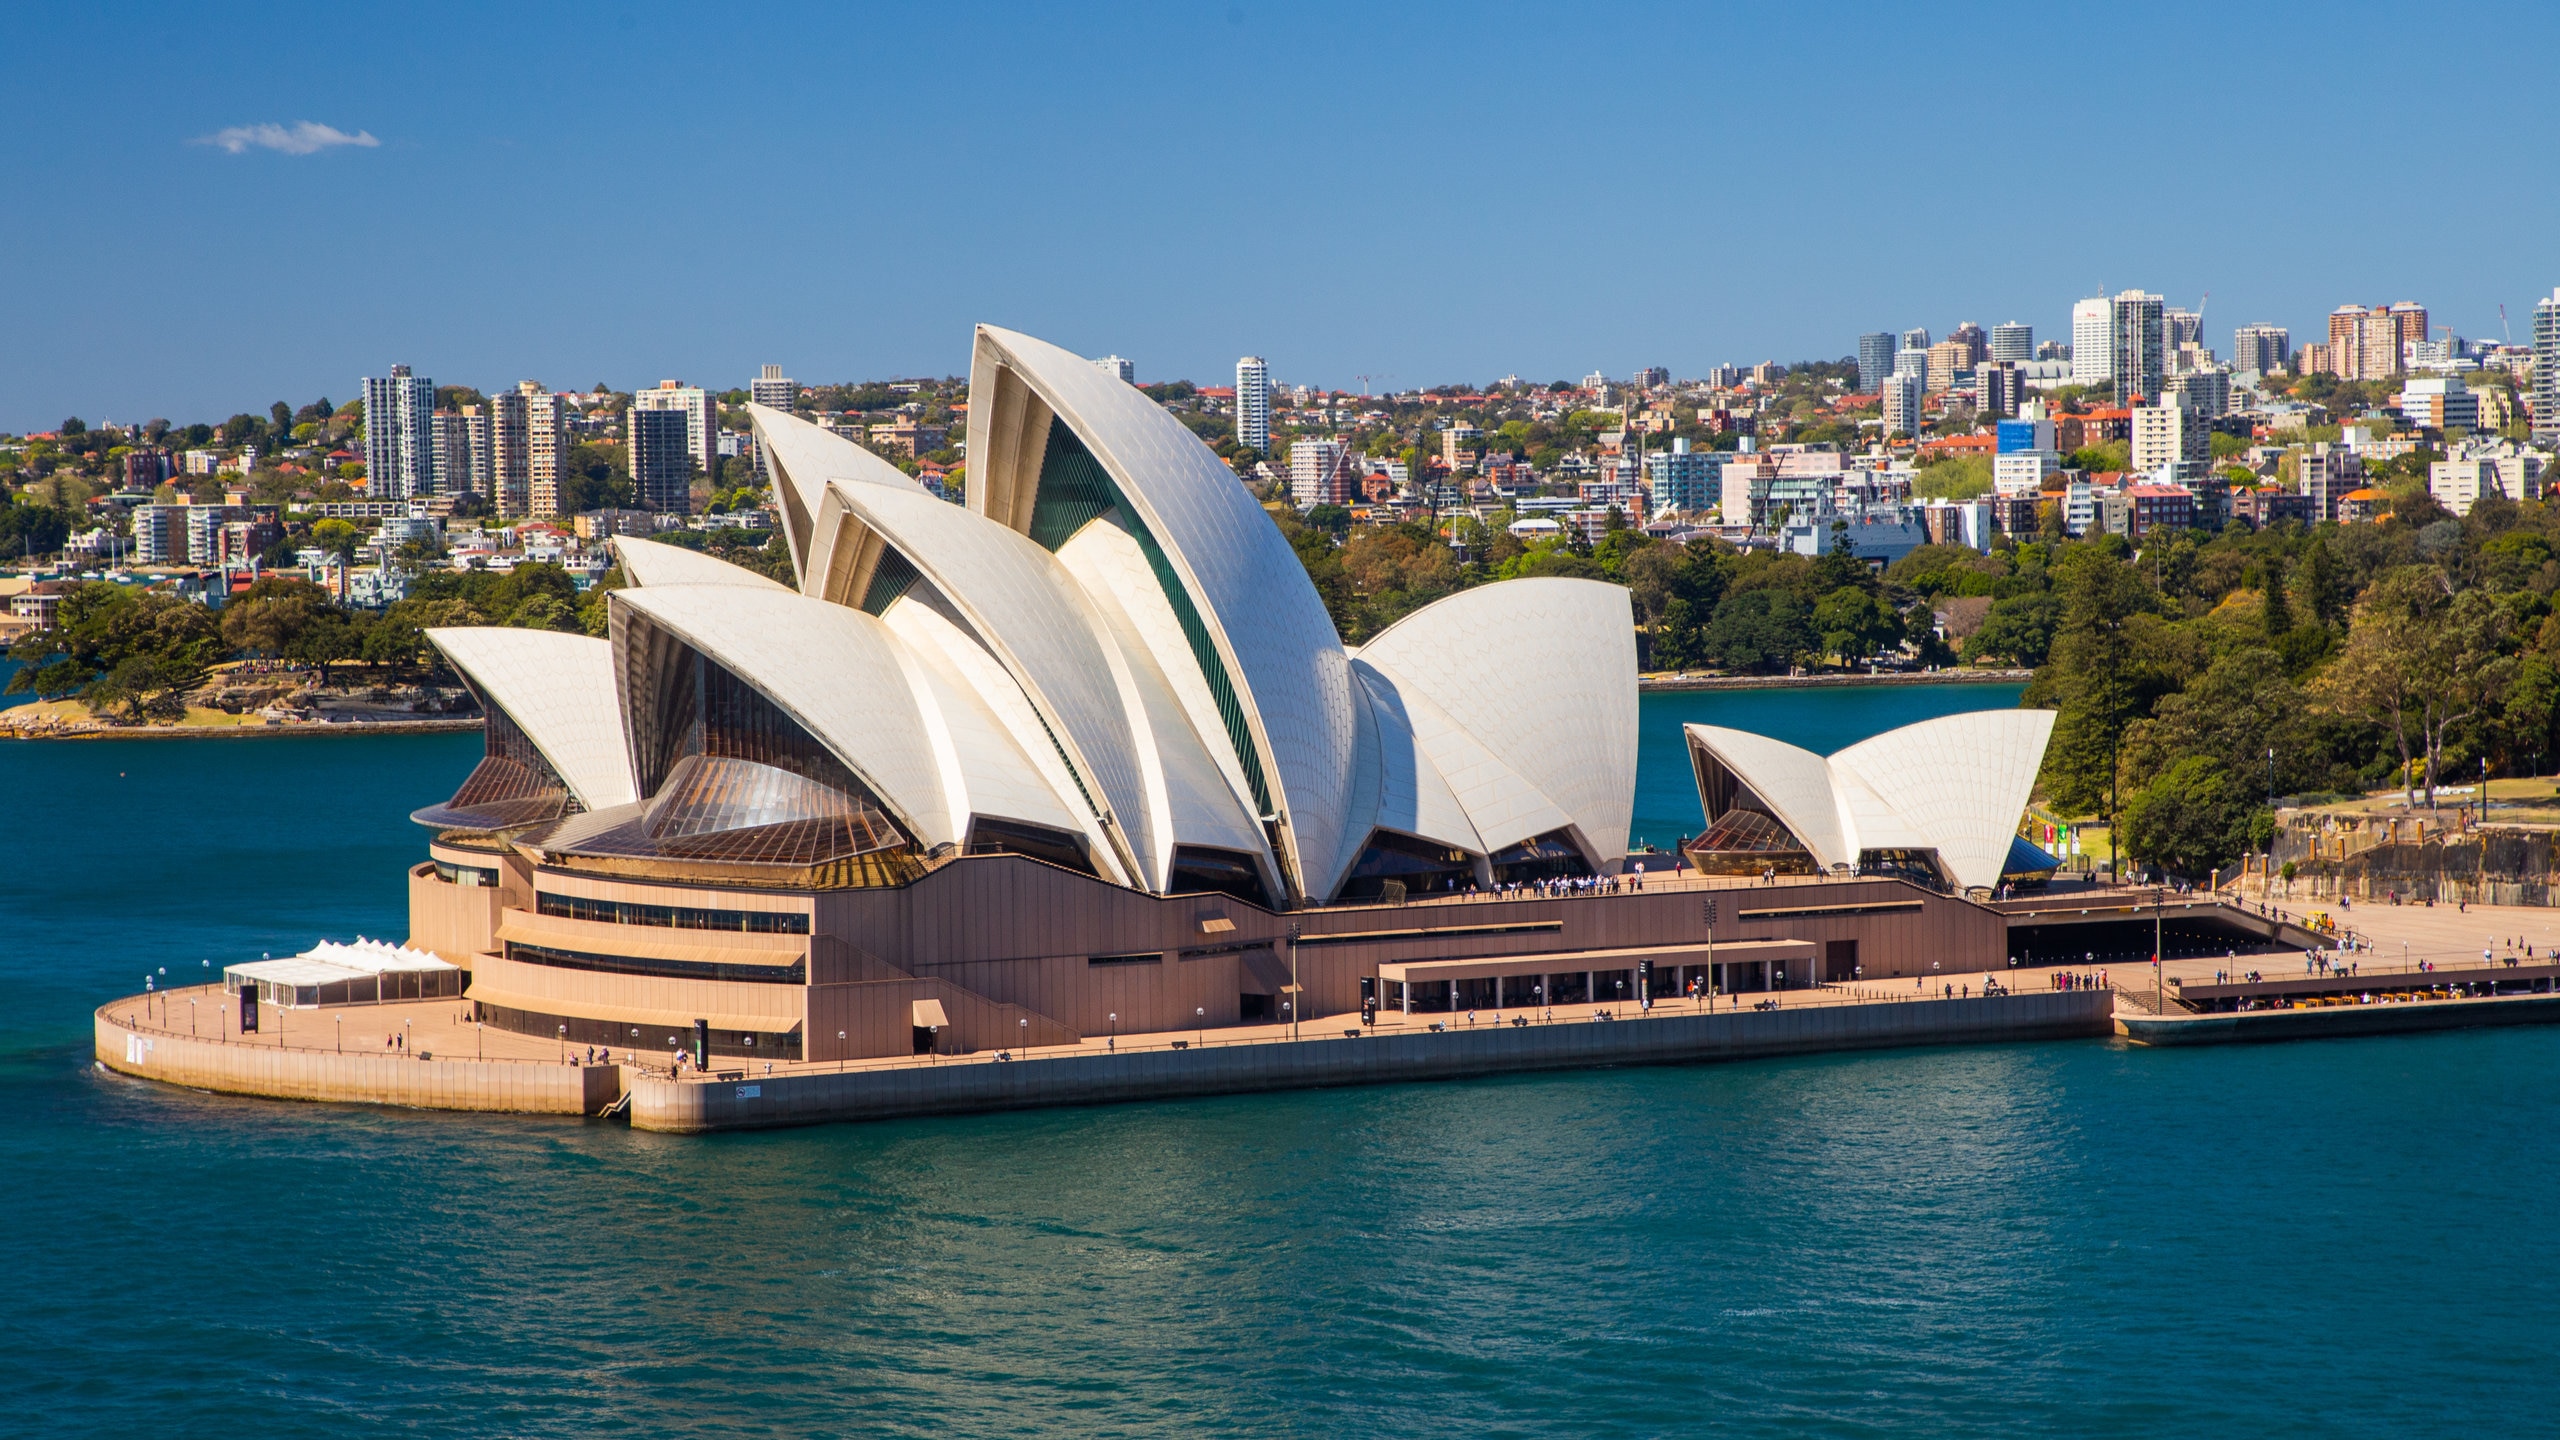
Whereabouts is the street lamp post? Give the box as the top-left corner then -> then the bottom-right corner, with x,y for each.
1196,1007 -> 1205,1047
1287,921 -> 1302,1042
838,1030 -> 846,1074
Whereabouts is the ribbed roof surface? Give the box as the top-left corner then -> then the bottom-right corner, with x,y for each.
424,627 -> 637,810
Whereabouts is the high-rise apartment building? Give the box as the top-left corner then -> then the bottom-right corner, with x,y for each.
2232,324 -> 2291,374
631,381 -> 718,478
487,388 -> 530,518
1287,438 -> 1350,508
1856,333 -> 1896,392
750,364 -> 796,411
431,411 -> 481,504
1949,322 -> 1988,364
2327,306 -> 2404,382
1990,323 -> 2034,363
2388,302 -> 2429,349
1900,327 -> 1931,353
2536,289 -> 2560,446
628,406 -> 694,514
516,381 -> 573,516
1634,366 -> 1670,390
2071,297 -> 2114,386
362,364 -> 436,499
2163,308 -> 2203,349
1892,349 -> 1929,382
2131,401 -> 2209,478
1235,357 -> 1270,455
1095,355 -> 1135,383
1978,362 -> 2025,419
1645,440 -> 1718,514
1881,372 -> 1925,439
2168,370 -> 2232,419
2111,290 -> 2165,403
2299,442 -> 2363,520
1922,339 -> 1971,392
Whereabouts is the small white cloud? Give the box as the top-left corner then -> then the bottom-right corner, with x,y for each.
193,121 -> 380,156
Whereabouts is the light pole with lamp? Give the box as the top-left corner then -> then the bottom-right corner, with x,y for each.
1108,1012 -> 1118,1051
1196,1006 -> 1205,1048
336,1015 -> 342,1054
556,1023 -> 565,1062
1287,921 -> 1302,1042
838,1030 -> 847,1074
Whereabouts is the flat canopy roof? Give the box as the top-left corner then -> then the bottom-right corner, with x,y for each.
1378,939 -> 1814,984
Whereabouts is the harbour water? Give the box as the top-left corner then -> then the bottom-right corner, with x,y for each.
9,686 -> 2556,1437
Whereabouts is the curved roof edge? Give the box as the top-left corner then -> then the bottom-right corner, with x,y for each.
423,626 -> 636,810
612,535 -> 789,591
1355,578 -> 1638,868
747,403 -> 922,588
606,584 -> 956,852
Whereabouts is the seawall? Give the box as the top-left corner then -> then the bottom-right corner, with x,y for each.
2121,992 -> 2560,1046
628,991 -> 2114,1133
94,1009 -> 619,1114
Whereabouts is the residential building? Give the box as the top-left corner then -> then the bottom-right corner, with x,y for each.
1924,339 -> 1971,391
1978,362 -> 2025,419
2168,369 -> 2231,419
1289,438 -> 1353,508
1881,372 -> 1925,440
2071,297 -> 2113,387
1235,356 -> 1271,454
2328,304 -> 2409,382
1634,366 -> 1669,390
2229,487 -> 2317,528
2111,290 -> 2165,403
632,381 -> 719,476
865,416 -> 948,459
2294,341 -> 2334,377
1901,327 -> 1931,353
1989,494 -> 2042,535
2398,375 -> 2479,432
1718,454 -> 1777,529
1891,348 -> 1929,383
431,412 -> 483,504
1857,332 -> 1896,392
1990,323 -> 2033,364
628,406 -> 694,513
2428,445 -> 2544,515
119,447 -> 173,489
131,503 -> 194,564
2535,288 -> 2560,446
1645,440 -> 1718,515
1996,412 -> 2055,455
487,388 -> 530,518
1949,323 -> 1988,364
2124,484 -> 2195,536
1441,420 -> 1482,472
2298,442 -> 2363,521
2232,325 -> 2291,375
1095,355 -> 1135,383
1706,365 -> 1743,388
1993,451 -> 2059,496
2388,302 -> 2429,349
750,364 -> 797,411
524,384 -> 573,517
362,364 -> 436,499
2130,401 -> 2209,479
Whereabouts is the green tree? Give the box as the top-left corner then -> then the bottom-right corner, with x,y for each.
1700,589 -> 1813,673
2120,756 -> 2267,879
2315,567 -> 2513,806
1813,587 -> 1901,665
1961,592 -> 2060,666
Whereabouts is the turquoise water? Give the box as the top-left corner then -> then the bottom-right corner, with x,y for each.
7,690 -> 2555,1438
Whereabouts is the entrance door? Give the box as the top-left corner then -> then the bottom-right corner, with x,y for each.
1824,940 -> 1858,983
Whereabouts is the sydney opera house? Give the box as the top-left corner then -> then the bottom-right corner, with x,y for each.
401,326 -> 2054,1066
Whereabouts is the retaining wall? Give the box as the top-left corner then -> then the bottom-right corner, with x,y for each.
94,1010 -> 619,1114
628,990 -> 2115,1133
2122,992 -> 2560,1046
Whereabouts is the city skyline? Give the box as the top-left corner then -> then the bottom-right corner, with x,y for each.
9,1 -> 2560,430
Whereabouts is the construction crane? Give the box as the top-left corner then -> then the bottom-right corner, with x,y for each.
2500,304 -> 2513,345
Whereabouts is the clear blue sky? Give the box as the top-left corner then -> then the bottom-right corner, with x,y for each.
8,1 -> 2556,431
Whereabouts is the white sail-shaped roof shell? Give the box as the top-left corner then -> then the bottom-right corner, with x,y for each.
611,535 -> 788,591
1683,709 -> 2056,892
795,462 -> 1163,889
1354,578 -> 1638,870
966,325 -> 1361,901
424,627 -> 636,810
608,585 -> 956,851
